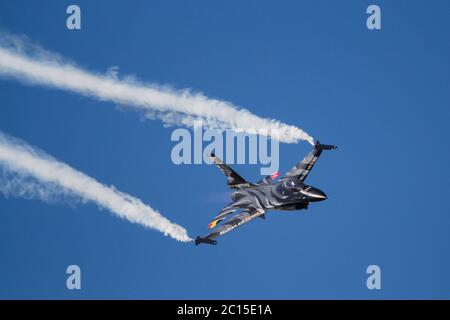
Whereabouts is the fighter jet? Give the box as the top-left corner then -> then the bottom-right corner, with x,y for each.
195,141 -> 337,245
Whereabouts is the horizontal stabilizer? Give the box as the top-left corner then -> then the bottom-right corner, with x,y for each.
210,153 -> 251,189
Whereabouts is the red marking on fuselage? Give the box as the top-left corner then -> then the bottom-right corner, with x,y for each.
270,171 -> 280,179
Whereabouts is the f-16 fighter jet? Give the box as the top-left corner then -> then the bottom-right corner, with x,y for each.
195,141 -> 337,245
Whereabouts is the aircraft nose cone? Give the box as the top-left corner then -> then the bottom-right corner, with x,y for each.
305,187 -> 327,202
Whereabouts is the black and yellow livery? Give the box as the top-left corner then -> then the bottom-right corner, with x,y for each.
195,141 -> 337,245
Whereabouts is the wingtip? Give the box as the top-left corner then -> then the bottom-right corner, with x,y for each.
195,236 -> 218,246
315,141 -> 337,150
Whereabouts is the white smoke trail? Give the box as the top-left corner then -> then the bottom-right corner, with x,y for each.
0,132 -> 192,242
0,33 -> 314,145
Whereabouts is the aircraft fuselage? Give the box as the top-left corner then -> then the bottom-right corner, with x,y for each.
229,178 -> 327,212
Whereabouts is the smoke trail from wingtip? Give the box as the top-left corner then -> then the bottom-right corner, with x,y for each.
0,33 -> 314,145
0,131 -> 192,242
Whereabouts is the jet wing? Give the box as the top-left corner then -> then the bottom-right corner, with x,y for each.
208,206 -> 240,229
210,153 -> 251,189
195,207 -> 265,245
282,141 -> 336,182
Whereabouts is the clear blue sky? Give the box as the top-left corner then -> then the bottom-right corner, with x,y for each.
0,0 -> 449,299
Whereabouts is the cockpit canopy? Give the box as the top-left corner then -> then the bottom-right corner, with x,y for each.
282,179 -> 304,189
